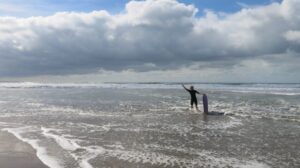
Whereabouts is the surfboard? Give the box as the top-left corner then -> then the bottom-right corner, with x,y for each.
202,94 -> 224,115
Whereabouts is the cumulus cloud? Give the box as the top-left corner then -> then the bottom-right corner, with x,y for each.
0,0 -> 299,82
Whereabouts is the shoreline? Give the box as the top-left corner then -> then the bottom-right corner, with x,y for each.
0,130 -> 49,168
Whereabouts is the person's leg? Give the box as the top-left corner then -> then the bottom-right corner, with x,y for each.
190,99 -> 193,109
195,99 -> 198,110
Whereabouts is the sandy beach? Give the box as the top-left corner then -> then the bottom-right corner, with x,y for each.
0,131 -> 48,168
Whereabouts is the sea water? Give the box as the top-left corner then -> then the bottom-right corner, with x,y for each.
0,82 -> 299,168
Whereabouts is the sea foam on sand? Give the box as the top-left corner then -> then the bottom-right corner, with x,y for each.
41,127 -> 105,168
2,127 -> 63,168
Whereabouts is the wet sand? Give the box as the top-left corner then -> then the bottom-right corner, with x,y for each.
0,131 -> 48,168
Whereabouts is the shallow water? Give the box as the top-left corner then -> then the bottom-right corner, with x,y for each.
0,83 -> 299,168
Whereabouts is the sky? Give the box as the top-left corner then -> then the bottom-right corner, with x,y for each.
0,0 -> 299,83
0,0 -> 282,17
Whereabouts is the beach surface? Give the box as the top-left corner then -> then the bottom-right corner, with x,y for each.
0,130 -> 48,168
0,82 -> 299,167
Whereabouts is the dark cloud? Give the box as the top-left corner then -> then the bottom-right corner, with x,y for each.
0,0 -> 299,78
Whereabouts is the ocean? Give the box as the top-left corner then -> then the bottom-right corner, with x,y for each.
0,82 -> 299,168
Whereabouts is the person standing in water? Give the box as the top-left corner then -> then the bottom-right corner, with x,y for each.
182,84 -> 201,110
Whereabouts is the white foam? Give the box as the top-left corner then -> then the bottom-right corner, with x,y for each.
217,117 -> 243,129
0,82 -> 177,89
1,82 -> 299,95
77,111 -> 128,117
103,147 -> 270,168
78,123 -> 125,132
41,127 -> 80,151
41,105 -> 81,113
0,113 -> 31,118
225,90 -> 300,95
0,122 -> 20,127
76,146 -> 105,168
2,127 -> 63,168
36,104 -> 120,118
41,127 -> 105,168
26,102 -> 45,108
105,143 -> 125,150
144,144 -> 271,168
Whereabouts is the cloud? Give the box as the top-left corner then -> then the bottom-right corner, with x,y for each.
285,30 -> 300,44
0,0 -> 299,82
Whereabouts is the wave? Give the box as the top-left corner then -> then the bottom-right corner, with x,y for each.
1,82 -> 300,95
227,113 -> 300,123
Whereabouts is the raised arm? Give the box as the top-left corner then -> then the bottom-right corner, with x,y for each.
182,84 -> 189,91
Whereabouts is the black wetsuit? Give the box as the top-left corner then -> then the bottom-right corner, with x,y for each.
187,90 -> 199,107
